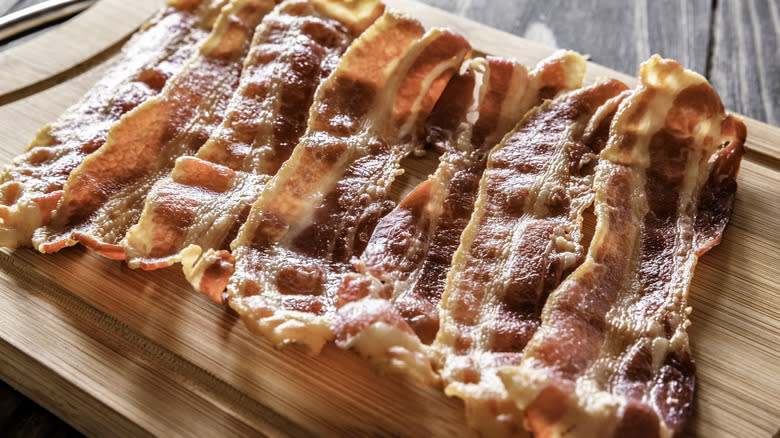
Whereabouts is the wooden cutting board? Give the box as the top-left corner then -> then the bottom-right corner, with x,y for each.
0,1 -> 778,436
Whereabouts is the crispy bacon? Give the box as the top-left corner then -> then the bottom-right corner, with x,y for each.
33,0 -> 281,257
331,51 -> 587,384
194,10 -> 471,352
0,0 -> 744,432
122,0 -> 383,272
434,79 -> 629,436
0,0 -> 226,248
499,56 -> 746,438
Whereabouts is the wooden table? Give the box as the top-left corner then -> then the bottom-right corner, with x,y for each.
2,0 -> 777,125
0,1 -> 778,437
421,0 -> 779,127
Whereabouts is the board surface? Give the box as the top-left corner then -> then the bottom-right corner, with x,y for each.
0,1 -> 778,436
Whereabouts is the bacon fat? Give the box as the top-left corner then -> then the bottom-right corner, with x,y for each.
331,51 -> 587,384
33,0 -> 281,257
0,0 -> 748,434
0,0 -> 226,247
431,78 -> 628,436
203,10 -> 471,353
499,56 -> 746,438
122,0 -> 383,273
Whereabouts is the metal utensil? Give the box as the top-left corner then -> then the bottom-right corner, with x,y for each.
0,0 -> 97,41
0,0 -> 17,17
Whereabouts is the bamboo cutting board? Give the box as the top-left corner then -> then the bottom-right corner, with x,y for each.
0,1 -> 778,436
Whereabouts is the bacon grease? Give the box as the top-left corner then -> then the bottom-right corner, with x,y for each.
122,0 -> 383,273
0,0 -> 227,248
213,11 -> 471,353
33,0 -> 281,257
331,51 -> 587,385
500,56 -> 746,438
434,79 -> 628,437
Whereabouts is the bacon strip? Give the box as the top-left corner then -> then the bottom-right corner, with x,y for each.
434,79 -> 629,436
0,0 -> 226,248
195,11 -> 471,352
331,51 -> 586,384
500,56 -> 746,438
122,0 -> 383,271
33,0 -> 281,258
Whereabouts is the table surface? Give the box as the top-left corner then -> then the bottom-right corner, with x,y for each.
0,0 -> 777,436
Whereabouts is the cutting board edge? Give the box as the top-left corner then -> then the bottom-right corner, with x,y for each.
0,1 -> 777,438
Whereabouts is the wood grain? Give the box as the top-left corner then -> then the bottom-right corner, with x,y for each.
415,0 -> 779,127
710,0 -> 780,126
417,0 -> 712,75
0,1 -> 779,437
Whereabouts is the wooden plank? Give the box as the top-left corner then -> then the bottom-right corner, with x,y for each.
0,1 -> 779,437
385,0 -> 637,88
414,0 -> 712,80
415,0 -> 780,129
389,0 -> 780,160
710,0 -> 780,127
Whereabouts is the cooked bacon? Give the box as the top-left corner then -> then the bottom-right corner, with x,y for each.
192,11 -> 471,351
33,0 -> 281,257
499,56 -> 746,438
0,0 -> 226,248
331,51 -> 587,384
122,0 -> 383,272
434,79 -> 629,436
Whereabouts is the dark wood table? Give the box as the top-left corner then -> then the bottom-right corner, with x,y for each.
422,0 -> 779,127
0,0 -> 777,436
